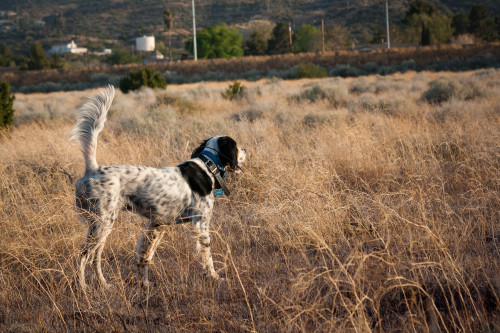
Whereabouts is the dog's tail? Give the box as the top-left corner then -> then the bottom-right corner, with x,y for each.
70,85 -> 115,175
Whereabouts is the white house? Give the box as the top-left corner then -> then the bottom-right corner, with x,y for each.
136,35 -> 155,52
34,20 -> 46,27
94,48 -> 112,56
49,40 -> 87,54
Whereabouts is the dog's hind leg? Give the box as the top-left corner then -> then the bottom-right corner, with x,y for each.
93,214 -> 115,288
79,215 -> 113,289
135,219 -> 165,287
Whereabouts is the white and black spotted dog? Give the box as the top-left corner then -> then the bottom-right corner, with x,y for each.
70,85 -> 246,289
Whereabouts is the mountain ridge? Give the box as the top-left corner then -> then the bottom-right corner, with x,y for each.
1,0 -> 499,54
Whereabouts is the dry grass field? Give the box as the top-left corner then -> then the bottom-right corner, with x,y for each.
1,69 -> 499,332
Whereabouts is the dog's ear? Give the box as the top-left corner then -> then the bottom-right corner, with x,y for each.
217,136 -> 239,169
191,139 -> 209,158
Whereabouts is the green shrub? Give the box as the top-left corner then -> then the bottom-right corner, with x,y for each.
350,78 -> 374,94
302,113 -> 331,127
222,81 -> 245,100
422,78 -> 485,104
296,63 -> 328,78
330,64 -> 362,77
0,82 -> 15,129
297,84 -> 351,108
119,68 -> 167,93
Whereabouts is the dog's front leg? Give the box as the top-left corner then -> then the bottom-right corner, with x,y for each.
193,216 -> 219,280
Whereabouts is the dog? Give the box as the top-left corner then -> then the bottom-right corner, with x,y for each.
70,85 -> 246,288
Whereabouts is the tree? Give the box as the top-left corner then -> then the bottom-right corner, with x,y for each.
243,21 -> 274,56
105,50 -> 140,65
27,42 -> 49,70
421,23 -> 431,46
267,22 -> 291,54
0,44 -> 14,67
119,68 -> 167,93
325,24 -> 352,50
451,12 -> 469,36
403,0 -> 437,21
293,24 -> 322,53
468,5 -> 497,42
0,82 -> 15,129
164,9 -> 176,60
54,13 -> 65,35
244,31 -> 269,55
49,53 -> 65,69
185,24 -> 243,59
402,0 -> 452,45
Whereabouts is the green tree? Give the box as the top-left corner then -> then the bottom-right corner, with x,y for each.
105,49 -> 140,65
452,12 -> 469,36
185,24 -> 243,59
0,82 -> 15,129
0,44 -> 14,67
267,22 -> 291,54
49,53 -> 65,69
402,0 -> 452,45
54,13 -> 65,35
293,24 -> 322,53
119,68 -> 167,93
468,5 -> 498,41
164,9 -> 176,60
403,0 -> 437,20
244,31 -> 269,55
27,42 -> 49,70
243,21 -> 274,56
421,23 -> 431,46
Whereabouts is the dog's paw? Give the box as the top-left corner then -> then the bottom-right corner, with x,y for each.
138,278 -> 152,289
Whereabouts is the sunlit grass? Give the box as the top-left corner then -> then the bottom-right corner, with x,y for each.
1,69 -> 499,331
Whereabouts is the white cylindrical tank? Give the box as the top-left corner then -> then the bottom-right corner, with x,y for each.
136,36 -> 155,51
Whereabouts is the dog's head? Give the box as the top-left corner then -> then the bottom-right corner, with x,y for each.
192,136 -> 246,173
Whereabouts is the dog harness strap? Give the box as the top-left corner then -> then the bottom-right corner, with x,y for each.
199,154 -> 230,196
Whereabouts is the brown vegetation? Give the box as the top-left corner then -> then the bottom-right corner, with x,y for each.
1,43 -> 500,87
1,70 -> 499,331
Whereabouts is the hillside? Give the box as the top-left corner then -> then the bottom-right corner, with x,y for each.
1,0 -> 499,54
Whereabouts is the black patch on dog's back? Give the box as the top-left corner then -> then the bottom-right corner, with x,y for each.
178,161 -> 213,197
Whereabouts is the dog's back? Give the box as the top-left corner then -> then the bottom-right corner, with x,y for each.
75,164 -> 194,222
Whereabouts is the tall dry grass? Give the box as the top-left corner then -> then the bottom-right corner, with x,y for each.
1,70 -> 499,332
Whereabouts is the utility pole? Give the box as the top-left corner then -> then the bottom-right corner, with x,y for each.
385,0 -> 390,49
192,0 -> 197,60
322,18 -> 325,52
288,21 -> 293,53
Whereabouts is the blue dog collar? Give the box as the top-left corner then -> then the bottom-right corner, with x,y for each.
200,150 -> 226,177
199,150 -> 230,196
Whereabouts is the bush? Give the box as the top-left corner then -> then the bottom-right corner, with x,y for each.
422,78 -> 485,104
106,50 -> 140,65
302,113 -> 331,127
119,68 -> 167,93
296,63 -> 328,78
297,84 -> 351,108
0,82 -> 15,129
350,78 -> 374,94
222,81 -> 245,100
329,64 -> 362,77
